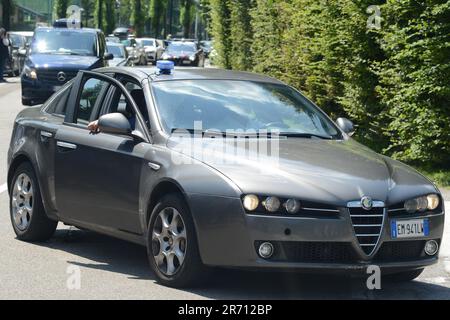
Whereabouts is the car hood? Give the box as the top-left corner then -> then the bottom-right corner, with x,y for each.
27,54 -> 101,69
167,137 -> 437,205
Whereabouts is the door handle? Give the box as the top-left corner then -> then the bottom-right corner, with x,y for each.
56,141 -> 77,151
40,131 -> 53,138
40,131 -> 53,143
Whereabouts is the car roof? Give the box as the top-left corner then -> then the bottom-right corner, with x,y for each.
96,66 -> 284,84
35,27 -> 99,34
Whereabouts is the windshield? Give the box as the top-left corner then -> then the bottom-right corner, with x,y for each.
139,39 -> 155,46
9,34 -> 25,47
32,30 -> 97,56
107,45 -> 124,58
167,43 -> 196,54
152,80 -> 341,139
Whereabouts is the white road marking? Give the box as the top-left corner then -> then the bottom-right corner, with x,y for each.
0,183 -> 7,194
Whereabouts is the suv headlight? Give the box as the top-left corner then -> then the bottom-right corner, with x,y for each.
189,55 -> 196,61
404,194 -> 440,213
23,65 -> 37,79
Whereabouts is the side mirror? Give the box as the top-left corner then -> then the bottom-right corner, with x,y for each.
104,52 -> 114,60
98,113 -> 131,135
336,117 -> 355,136
98,113 -> 145,140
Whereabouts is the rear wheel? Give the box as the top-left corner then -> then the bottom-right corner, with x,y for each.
147,193 -> 209,288
384,268 -> 424,282
9,162 -> 57,241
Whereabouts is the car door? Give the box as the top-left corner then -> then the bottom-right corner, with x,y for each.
54,71 -> 150,235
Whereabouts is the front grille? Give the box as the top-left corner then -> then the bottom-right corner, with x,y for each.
349,207 -> 384,255
256,240 -> 428,263
276,242 -> 357,263
374,241 -> 425,262
37,69 -> 78,85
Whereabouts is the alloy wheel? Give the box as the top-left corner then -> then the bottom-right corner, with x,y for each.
12,173 -> 34,231
152,207 -> 187,276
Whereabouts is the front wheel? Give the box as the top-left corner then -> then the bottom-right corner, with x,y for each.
147,193 -> 209,288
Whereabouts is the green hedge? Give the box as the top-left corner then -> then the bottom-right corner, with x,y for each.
208,0 -> 450,168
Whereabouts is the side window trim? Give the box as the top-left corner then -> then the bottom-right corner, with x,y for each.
67,70 -> 152,142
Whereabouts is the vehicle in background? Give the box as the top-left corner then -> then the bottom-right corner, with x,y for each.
106,43 -> 129,67
3,33 -> 23,77
121,38 -> 147,66
106,36 -> 121,43
113,27 -> 130,41
161,41 -> 205,67
199,40 -> 212,58
10,31 -> 34,47
136,38 -> 164,65
21,20 -> 112,106
8,32 -> 29,74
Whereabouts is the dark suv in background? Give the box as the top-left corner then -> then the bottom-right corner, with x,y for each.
21,20 -> 112,106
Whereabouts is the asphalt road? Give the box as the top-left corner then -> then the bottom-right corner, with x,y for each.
0,78 -> 449,300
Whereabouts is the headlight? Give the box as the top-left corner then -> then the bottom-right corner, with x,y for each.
243,194 -> 259,211
404,194 -> 440,213
162,53 -> 170,60
189,55 -> 196,61
24,66 -> 37,79
262,196 -> 281,212
284,199 -> 301,214
427,194 -> 440,210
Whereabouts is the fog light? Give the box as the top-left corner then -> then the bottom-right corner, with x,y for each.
258,242 -> 274,259
424,240 -> 439,256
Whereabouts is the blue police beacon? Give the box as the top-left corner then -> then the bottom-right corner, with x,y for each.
157,60 -> 175,75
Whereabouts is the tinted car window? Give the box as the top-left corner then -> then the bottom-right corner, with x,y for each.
107,45 -> 125,58
32,29 -> 97,56
152,80 -> 340,138
77,78 -> 106,124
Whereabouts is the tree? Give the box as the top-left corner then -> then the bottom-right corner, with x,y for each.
377,0 -> 450,165
54,0 -> 69,19
94,0 -> 105,30
81,0 -> 95,27
250,0 -> 287,78
1,0 -> 13,30
228,0 -> 254,70
131,0 -> 144,36
180,0 -> 194,38
104,0 -> 116,34
149,0 -> 166,38
209,0 -> 231,68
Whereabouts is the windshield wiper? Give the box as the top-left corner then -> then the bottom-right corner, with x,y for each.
279,132 -> 334,140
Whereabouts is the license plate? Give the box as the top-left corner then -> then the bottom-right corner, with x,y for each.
182,60 -> 191,65
391,219 -> 429,239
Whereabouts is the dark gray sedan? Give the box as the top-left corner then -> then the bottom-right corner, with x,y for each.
7,66 -> 445,287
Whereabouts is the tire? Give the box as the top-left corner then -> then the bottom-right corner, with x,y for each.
9,162 -> 57,242
384,268 -> 424,282
147,193 -> 209,288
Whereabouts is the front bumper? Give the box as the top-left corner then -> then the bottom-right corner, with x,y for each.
21,75 -> 58,103
163,57 -> 195,66
188,194 -> 444,274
